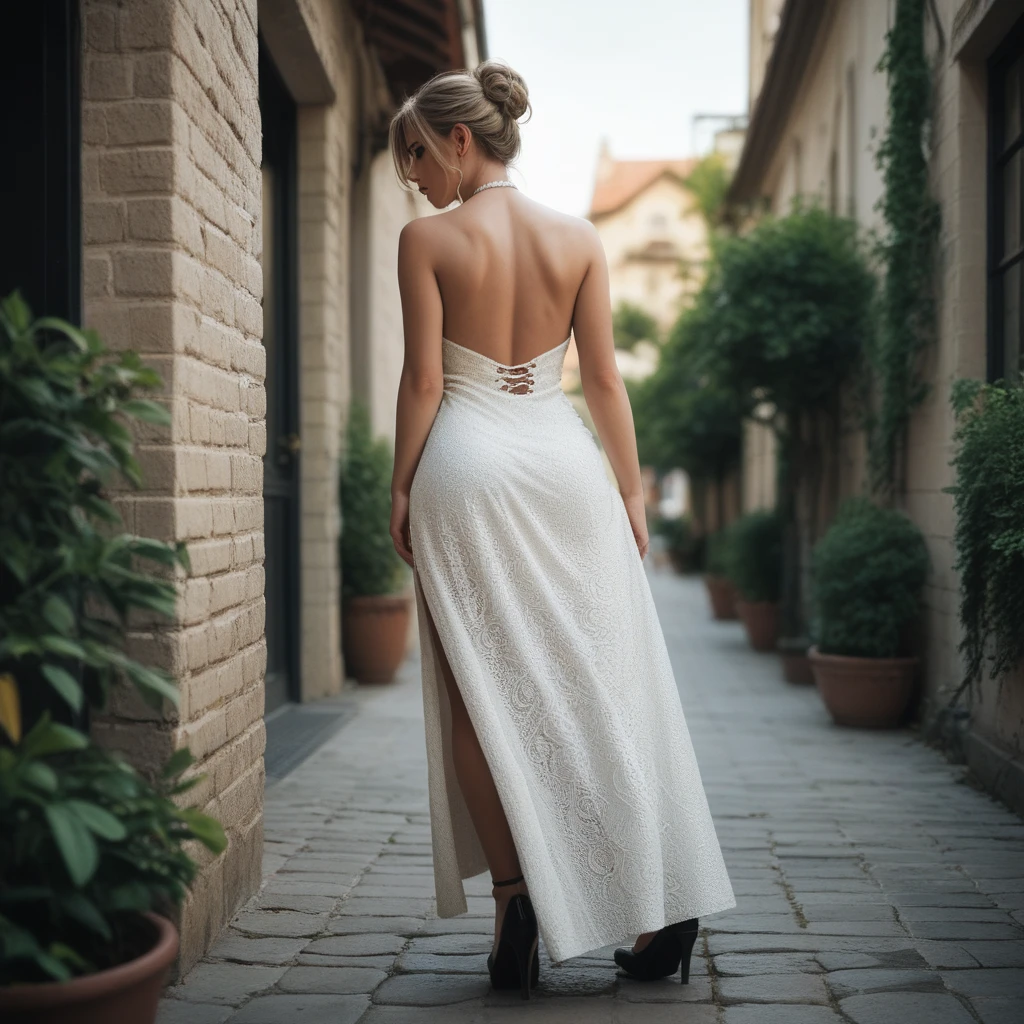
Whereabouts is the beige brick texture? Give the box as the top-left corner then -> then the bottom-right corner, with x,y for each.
81,0 -> 265,978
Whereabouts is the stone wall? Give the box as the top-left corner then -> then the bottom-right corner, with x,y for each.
739,0 -> 1024,773
80,0 -> 266,975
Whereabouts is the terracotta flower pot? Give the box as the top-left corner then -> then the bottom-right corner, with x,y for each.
779,651 -> 815,685
736,599 -> 779,652
777,637 -> 814,685
0,912 -> 177,1024
703,574 -> 738,620
342,592 -> 412,683
808,645 -> 918,728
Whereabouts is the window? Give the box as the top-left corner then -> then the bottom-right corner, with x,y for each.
648,211 -> 668,233
989,15 -> 1024,382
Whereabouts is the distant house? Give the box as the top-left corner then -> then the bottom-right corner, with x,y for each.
574,144 -> 706,384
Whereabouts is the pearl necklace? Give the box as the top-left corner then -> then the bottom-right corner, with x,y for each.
470,179 -> 518,197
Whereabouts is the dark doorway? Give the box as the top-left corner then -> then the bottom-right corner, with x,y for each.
0,2 -> 80,322
989,12 -> 1024,383
259,41 -> 301,715
0,2 -> 83,737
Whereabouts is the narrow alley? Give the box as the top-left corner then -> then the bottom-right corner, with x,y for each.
158,567 -> 1024,1024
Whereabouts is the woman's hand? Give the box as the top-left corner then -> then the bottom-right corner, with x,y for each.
390,490 -> 414,568
621,490 -> 649,561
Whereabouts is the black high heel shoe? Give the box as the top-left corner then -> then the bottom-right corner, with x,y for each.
486,873 -> 540,999
613,917 -> 700,982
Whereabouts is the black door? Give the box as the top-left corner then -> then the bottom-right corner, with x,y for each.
0,2 -> 83,736
0,2 -> 80,322
259,42 -> 301,714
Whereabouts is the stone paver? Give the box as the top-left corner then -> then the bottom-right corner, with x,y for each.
160,571 -> 1024,1021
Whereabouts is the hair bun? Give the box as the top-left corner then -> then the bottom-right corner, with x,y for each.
474,59 -> 530,122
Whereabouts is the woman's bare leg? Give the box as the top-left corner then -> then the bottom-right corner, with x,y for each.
422,599 -> 528,956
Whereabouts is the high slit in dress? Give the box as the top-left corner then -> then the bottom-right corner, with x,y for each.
408,332 -> 736,965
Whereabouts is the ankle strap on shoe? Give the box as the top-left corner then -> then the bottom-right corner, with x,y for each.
491,873 -> 525,887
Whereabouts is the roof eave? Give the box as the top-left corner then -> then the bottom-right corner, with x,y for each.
587,165 -> 694,221
727,0 -> 833,205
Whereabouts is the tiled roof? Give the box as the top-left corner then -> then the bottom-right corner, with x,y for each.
588,158 -> 698,219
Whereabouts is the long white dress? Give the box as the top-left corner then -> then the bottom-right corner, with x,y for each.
408,332 -> 736,965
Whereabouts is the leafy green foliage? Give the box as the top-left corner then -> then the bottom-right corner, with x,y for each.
946,378 -> 1024,686
0,717 -> 226,984
0,290 -> 226,985
339,401 -> 406,598
727,510 -> 783,603
0,291 -> 190,717
868,0 -> 941,494
683,151 -> 732,231
811,498 -> 929,658
698,202 -> 875,420
612,301 -> 660,350
631,301 -> 743,479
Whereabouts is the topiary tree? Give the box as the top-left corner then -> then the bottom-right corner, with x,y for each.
697,202 -> 876,638
631,299 -> 743,533
810,498 -> 929,659
339,400 -> 407,599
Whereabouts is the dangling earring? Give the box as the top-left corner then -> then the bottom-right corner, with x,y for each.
456,164 -> 464,205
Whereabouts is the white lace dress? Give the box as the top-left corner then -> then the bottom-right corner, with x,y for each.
408,333 -> 736,964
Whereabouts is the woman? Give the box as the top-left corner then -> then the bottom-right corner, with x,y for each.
388,59 -> 735,1000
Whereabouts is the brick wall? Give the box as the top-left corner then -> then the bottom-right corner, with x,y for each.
81,0 -> 266,975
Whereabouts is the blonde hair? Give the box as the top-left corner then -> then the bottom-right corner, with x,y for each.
388,59 -> 531,196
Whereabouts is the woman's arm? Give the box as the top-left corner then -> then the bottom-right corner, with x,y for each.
390,219 -> 445,566
572,223 -> 648,558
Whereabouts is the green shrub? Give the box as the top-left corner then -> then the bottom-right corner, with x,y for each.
946,377 -> 1024,685
339,401 -> 406,598
727,510 -> 782,602
653,514 -> 704,572
705,526 -> 734,577
811,498 -> 929,658
0,292 -> 191,718
0,723 -> 225,984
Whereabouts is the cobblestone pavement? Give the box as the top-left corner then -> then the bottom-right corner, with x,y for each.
159,568 -> 1024,1024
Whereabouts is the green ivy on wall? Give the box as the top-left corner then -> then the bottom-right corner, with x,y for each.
946,378 -> 1024,695
868,0 -> 941,497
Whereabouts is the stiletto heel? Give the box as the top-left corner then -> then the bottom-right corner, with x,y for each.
487,873 -> 540,999
677,923 -> 699,983
613,917 -> 699,983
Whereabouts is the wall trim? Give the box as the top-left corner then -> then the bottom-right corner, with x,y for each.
258,0 -> 335,104
963,729 -> 1024,819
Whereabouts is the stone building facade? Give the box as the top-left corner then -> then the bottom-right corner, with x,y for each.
2,0 -> 485,977
731,0 -> 1024,813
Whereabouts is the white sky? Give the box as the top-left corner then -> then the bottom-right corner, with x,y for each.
481,0 -> 750,218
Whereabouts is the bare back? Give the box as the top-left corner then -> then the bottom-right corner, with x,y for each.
425,190 -> 593,367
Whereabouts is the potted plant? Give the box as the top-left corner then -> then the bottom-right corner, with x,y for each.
808,498 -> 930,727
702,526 -> 737,621
339,401 -> 411,683
727,510 -> 782,651
0,293 -> 226,1021
653,514 -> 702,574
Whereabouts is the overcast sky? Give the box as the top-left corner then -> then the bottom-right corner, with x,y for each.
482,0 -> 750,218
